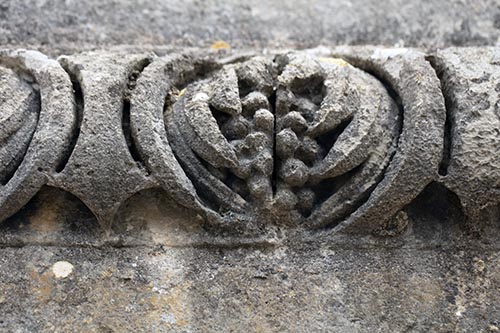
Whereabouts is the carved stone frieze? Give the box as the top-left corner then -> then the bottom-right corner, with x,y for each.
0,47 -> 498,236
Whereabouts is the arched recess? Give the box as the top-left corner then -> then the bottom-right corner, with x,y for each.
2,186 -> 101,245
403,181 -> 466,240
111,187 -> 205,246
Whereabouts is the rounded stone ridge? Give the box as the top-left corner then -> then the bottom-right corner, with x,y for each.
0,50 -> 75,223
0,66 -> 39,186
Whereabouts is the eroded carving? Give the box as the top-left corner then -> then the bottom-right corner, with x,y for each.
0,50 -> 75,222
330,47 -> 447,233
166,53 -> 403,231
54,52 -> 155,225
431,47 -> 500,225
0,47 -> 497,236
0,65 -> 39,185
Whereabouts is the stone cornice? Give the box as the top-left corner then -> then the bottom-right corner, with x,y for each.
0,47 -> 499,239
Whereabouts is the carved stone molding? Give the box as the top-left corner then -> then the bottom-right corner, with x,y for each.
431,48 -> 500,227
0,47 -> 499,236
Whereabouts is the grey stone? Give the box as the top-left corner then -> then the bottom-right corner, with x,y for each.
328,47 -> 447,234
0,44 -> 500,332
1,0 -> 500,54
0,243 -> 498,332
431,47 -> 500,230
1,47 -> 499,235
0,50 -> 75,223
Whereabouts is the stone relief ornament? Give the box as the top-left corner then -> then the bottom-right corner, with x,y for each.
0,47 -> 498,235
0,50 -> 75,223
165,53 -> 405,232
431,48 -> 500,227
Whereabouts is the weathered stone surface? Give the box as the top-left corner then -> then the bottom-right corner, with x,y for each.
1,244 -> 499,332
431,47 -> 500,230
0,50 -> 75,223
1,0 -> 500,53
329,47 -> 447,234
1,45 -> 499,332
54,52 -> 154,225
0,184 -> 499,332
0,47 -> 499,235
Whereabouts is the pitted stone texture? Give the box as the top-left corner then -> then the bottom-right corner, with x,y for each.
167,56 -> 275,215
274,54 -> 399,226
2,0 -> 500,53
2,47 -> 500,236
167,53 -> 408,231
54,52 -> 155,225
0,242 -> 499,332
0,50 -> 75,223
129,54 -> 217,223
0,138 -> 499,332
0,66 -> 39,185
330,47 -> 446,233
433,47 -> 500,226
